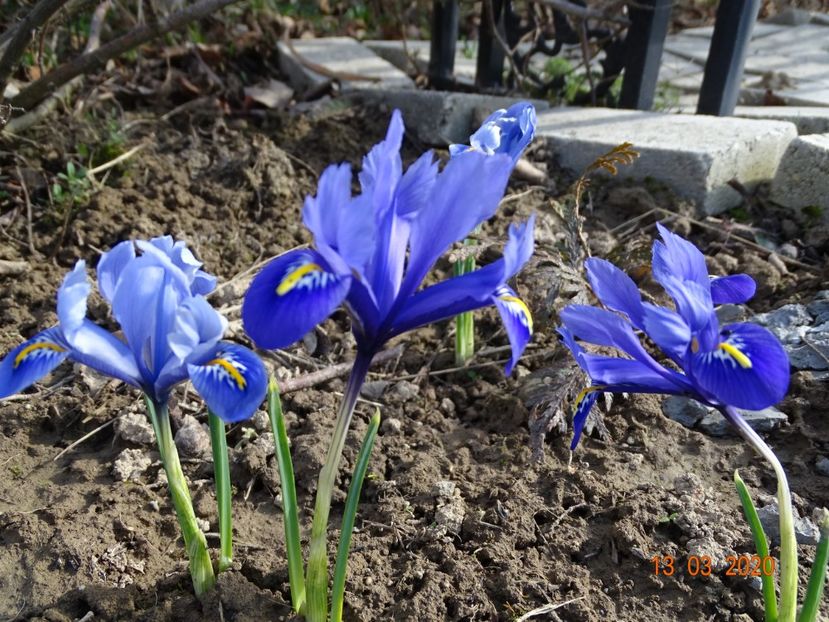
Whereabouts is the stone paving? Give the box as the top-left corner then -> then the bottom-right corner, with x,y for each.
276,7 -> 829,214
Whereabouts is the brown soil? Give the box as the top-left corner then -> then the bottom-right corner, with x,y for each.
1,96 -> 828,622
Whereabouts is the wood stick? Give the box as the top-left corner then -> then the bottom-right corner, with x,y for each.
278,345 -> 404,394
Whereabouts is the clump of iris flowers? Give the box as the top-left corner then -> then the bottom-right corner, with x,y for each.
448,102 -> 536,365
242,107 -> 536,621
0,237 -> 267,595
559,224 -> 827,621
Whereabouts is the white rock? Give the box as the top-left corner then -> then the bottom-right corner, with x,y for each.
112,449 -> 152,482
770,134 -> 829,213
115,412 -> 155,445
277,37 -> 414,93
535,107 -> 796,214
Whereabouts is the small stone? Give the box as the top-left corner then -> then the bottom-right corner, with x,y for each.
662,396 -> 708,428
174,416 -> 211,459
432,480 -> 456,498
148,500 -> 160,512
716,304 -> 749,324
752,304 -> 813,343
674,473 -> 705,497
115,412 -> 155,445
196,517 -> 210,532
778,243 -> 799,259
757,502 -> 820,545
439,398 -> 455,415
807,298 -> 829,325
698,406 -> 788,437
112,449 -> 152,482
392,381 -> 420,401
434,498 -> 465,534
816,457 -> 829,477
686,536 -> 732,572
251,409 -> 270,433
382,417 -> 402,434
361,380 -> 389,400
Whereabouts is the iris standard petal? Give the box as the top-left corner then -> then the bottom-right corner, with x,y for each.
303,163 -> 352,255
401,150 -> 512,303
689,322 -> 790,411
641,302 -> 692,361
67,320 -> 143,388
502,215 -> 536,278
584,257 -> 644,326
242,249 -> 350,350
57,260 -> 90,339
167,296 -> 227,364
492,286 -> 533,375
189,342 -> 268,423
359,108 -> 403,215
97,241 -> 135,303
710,274 -> 756,305
0,327 -> 68,398
652,222 -> 710,290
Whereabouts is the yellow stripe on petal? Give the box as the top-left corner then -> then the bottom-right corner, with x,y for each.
14,342 -> 65,368
574,385 -> 607,409
498,294 -> 533,333
718,342 -> 752,369
207,358 -> 247,389
276,262 -> 323,296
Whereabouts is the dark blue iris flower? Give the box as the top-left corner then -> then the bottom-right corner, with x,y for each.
0,237 -> 267,422
559,223 -> 790,449
242,105 -> 536,374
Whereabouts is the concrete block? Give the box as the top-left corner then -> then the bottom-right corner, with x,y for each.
770,133 -> 829,212
734,106 -> 829,135
277,37 -> 414,92
351,88 -> 550,146
535,107 -> 797,214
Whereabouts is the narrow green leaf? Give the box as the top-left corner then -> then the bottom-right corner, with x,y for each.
268,379 -> 306,612
208,411 -> 233,572
735,470 -> 779,622
798,513 -> 829,622
331,410 -> 381,622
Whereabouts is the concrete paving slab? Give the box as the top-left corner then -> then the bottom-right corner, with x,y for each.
277,37 -> 414,92
770,134 -> 829,212
733,106 -> 829,134
350,89 -> 550,146
535,107 -> 797,214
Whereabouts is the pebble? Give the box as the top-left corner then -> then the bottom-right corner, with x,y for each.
439,398 -> 455,415
778,242 -> 799,259
114,412 -> 155,445
663,396 -> 708,428
361,380 -> 390,400
382,417 -> 402,434
112,449 -> 152,482
392,381 -> 420,401
251,409 -> 270,433
816,457 -> 829,477
662,397 -> 788,437
756,502 -> 820,545
432,480 -> 456,498
174,416 -> 211,459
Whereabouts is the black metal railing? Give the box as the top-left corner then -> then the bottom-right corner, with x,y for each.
427,0 -> 762,116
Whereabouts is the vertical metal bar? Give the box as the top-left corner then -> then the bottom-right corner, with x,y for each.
429,0 -> 459,89
619,0 -> 672,110
696,0 -> 761,116
476,0 -> 506,89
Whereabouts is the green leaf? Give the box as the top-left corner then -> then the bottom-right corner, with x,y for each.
798,512 -> 829,622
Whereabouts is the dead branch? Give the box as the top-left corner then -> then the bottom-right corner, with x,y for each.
10,0 -> 243,112
5,0 -> 109,133
277,345 -> 404,394
0,0 -> 72,98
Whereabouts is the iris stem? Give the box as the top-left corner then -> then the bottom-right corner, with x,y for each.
331,410 -> 381,622
268,379 -> 306,613
453,244 -> 476,366
734,470 -> 779,622
305,351 -> 373,622
208,410 -> 233,572
722,405 -> 797,622
145,396 -> 216,596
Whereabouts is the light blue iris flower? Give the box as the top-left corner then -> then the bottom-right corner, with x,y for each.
449,101 -> 537,164
559,223 -> 790,449
242,106 -> 536,375
0,236 -> 267,422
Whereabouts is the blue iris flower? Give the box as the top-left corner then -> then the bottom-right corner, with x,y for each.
559,223 -> 790,449
242,106 -> 536,374
0,236 -> 267,422
449,101 -> 537,164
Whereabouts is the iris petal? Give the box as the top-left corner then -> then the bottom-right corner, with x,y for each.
57,260 -> 90,339
653,223 -> 710,290
570,388 -> 600,450
189,343 -> 268,423
97,241 -> 135,303
242,249 -> 350,350
710,274 -> 756,305
303,164 -> 352,263
641,302 -> 692,361
585,257 -> 644,327
0,327 -> 69,398
690,322 -> 790,410
492,286 -> 532,375
67,320 -> 143,388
